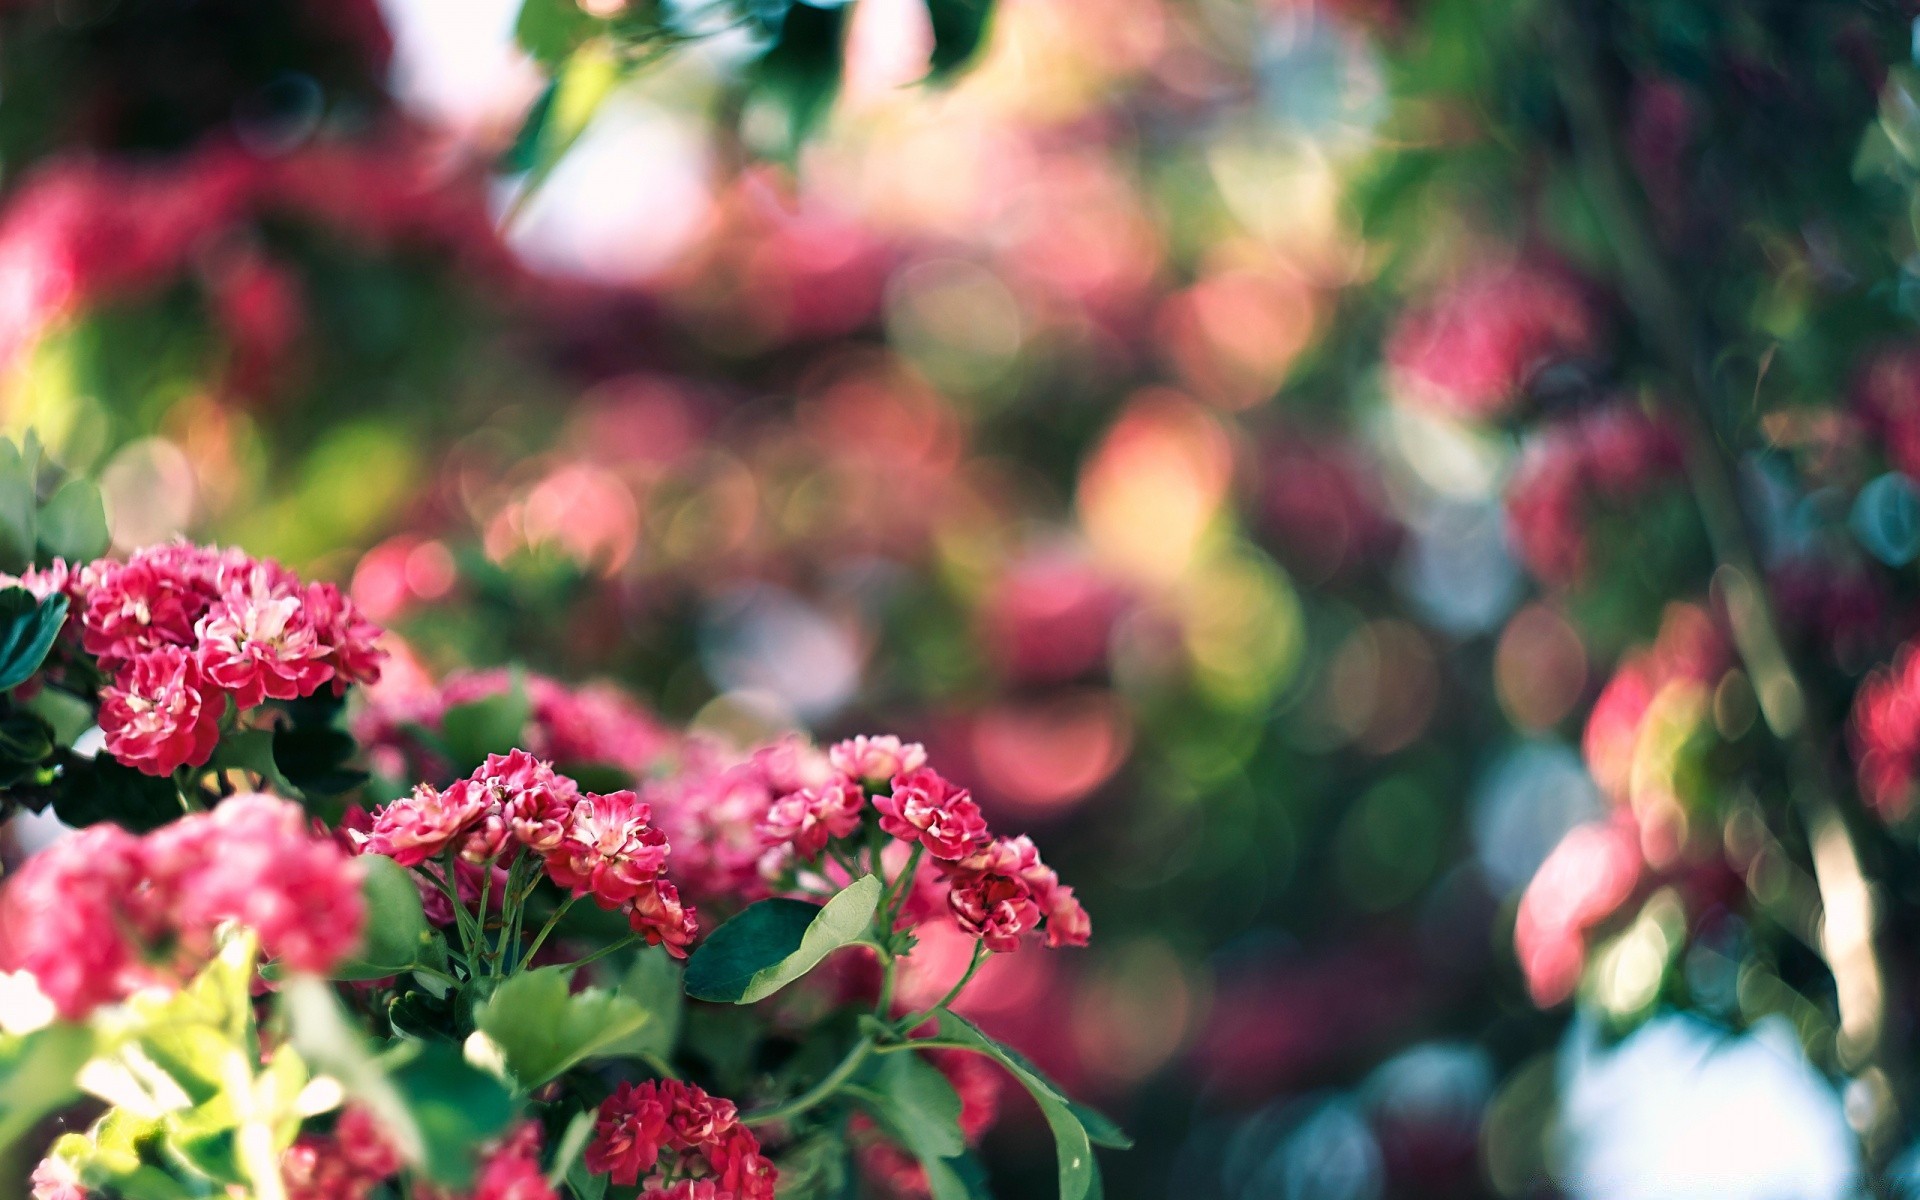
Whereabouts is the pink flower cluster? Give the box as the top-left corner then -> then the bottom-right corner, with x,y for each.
644,735 -> 841,907
40,542 -> 383,775
0,793 -> 365,1019
1850,641 -> 1920,820
756,737 -> 1092,954
585,1079 -> 776,1200
0,132 -> 503,379
28,1158 -> 85,1200
366,750 -> 697,956
1504,404 -> 1686,586
282,1106 -> 402,1200
1387,259 -> 1602,420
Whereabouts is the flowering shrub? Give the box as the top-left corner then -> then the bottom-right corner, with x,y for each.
0,447 -> 1119,1199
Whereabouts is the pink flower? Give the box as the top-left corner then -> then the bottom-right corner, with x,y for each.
78,557 -> 202,666
947,871 -> 1044,954
0,825 -> 147,1018
194,582 -> 335,708
1515,817 -> 1643,1006
304,581 -> 386,692
479,750 -> 580,853
758,778 -> 867,859
418,1123 -> 555,1200
30,1158 -> 88,1200
1387,260 -> 1601,421
627,879 -> 698,959
875,768 -> 988,861
828,735 -> 927,783
98,644 -> 225,776
1852,641 -> 1920,820
544,790 -> 670,907
148,794 -> 366,974
588,1080 -> 673,1183
368,781 -> 493,867
1504,404 -> 1684,586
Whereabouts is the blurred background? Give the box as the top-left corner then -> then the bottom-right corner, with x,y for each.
8,0 -> 1920,1196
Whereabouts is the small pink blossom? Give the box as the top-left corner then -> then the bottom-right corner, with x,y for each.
194,583 -> 335,708
98,644 -> 225,776
876,768 -> 988,861
544,790 -> 670,908
627,879 -> 698,959
828,735 -> 927,783
758,778 -> 866,859
367,781 -> 492,867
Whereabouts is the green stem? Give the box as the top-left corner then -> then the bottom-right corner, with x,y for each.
895,942 -> 988,1032
567,932 -> 641,973
870,1040 -> 972,1055
741,1037 -> 875,1127
430,853 -> 479,967
518,894 -> 580,972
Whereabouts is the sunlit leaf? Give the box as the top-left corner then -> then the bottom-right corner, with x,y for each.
684,874 -> 881,1003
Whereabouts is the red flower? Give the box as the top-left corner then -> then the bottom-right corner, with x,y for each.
876,768 -> 988,861
98,644 -> 225,776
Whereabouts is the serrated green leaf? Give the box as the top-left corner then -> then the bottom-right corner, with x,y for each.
604,944 -> 684,1060
470,965 -> 654,1091
37,476 -> 109,564
684,873 -> 881,1003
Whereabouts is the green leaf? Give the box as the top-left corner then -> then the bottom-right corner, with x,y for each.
684,873 -> 881,1003
0,440 -> 38,573
36,477 -> 109,564
924,0 -> 995,81
53,754 -> 185,831
743,1 -> 847,161
0,1022 -> 94,1154
205,727 -> 300,797
604,944 -> 685,1060
515,0 -> 602,66
437,672 -> 531,772
0,589 -> 68,691
868,1051 -> 966,1159
332,855 -> 441,980
933,1013 -> 1126,1200
282,977 -> 518,1189
470,965 -> 654,1091
545,1107 -> 598,1191
564,1152 -> 610,1200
